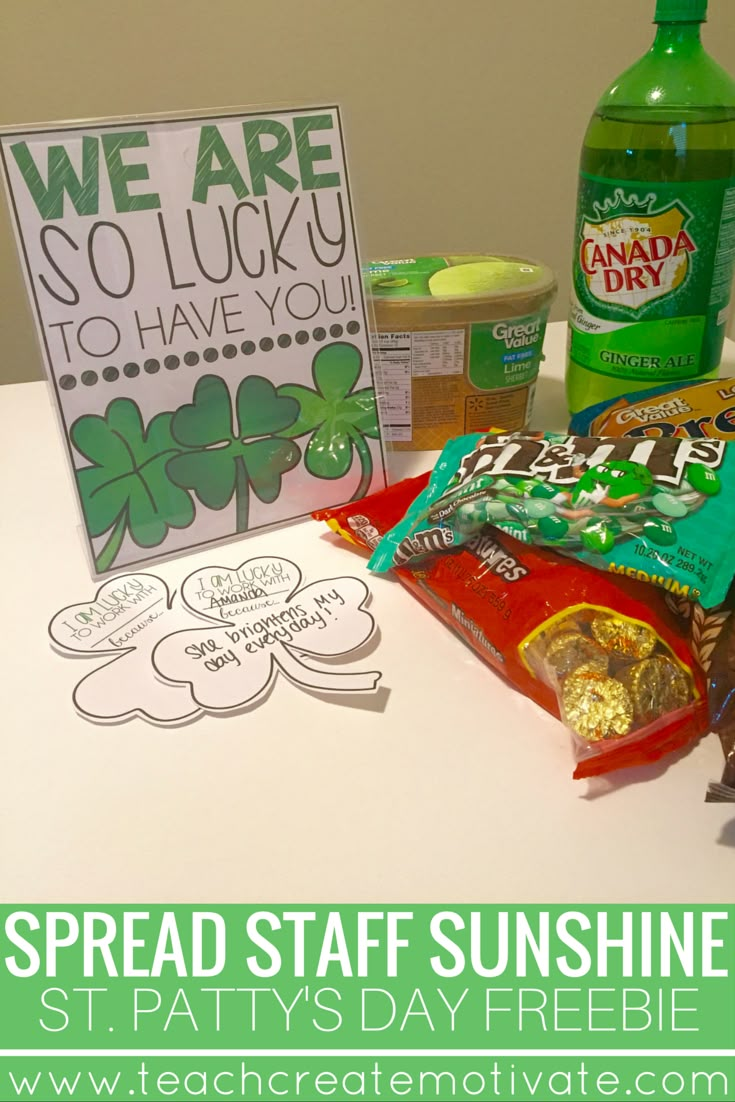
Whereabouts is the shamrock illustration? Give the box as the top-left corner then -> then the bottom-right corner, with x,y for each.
278,342 -> 380,501
153,556 -> 382,712
167,375 -> 301,532
71,400 -> 195,573
49,573 -> 201,725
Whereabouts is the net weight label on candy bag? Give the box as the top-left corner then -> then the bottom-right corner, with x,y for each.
571,174 -> 735,382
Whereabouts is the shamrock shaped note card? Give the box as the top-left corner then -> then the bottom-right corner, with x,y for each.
154,556 -> 381,712
1,107 -> 387,574
48,573 -> 201,724
49,557 -> 383,724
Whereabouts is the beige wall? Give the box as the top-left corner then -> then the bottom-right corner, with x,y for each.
0,0 -> 733,385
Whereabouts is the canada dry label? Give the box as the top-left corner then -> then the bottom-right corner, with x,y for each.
570,174 -> 735,383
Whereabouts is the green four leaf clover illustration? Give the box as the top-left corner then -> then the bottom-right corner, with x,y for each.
71,342 -> 379,572
71,399 -> 196,574
278,342 -> 379,500
167,375 -> 301,533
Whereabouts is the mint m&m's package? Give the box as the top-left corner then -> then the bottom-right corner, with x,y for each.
367,431 -> 735,607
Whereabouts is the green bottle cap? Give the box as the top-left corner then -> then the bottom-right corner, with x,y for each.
654,0 -> 707,22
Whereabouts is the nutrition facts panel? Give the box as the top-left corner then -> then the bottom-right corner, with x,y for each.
371,329 -> 466,441
371,332 -> 412,441
411,329 -> 465,376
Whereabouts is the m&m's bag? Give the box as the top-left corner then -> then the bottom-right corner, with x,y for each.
367,432 -> 735,608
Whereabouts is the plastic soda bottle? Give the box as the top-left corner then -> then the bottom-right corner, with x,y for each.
567,0 -> 735,415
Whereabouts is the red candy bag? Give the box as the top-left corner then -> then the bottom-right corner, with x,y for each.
315,475 -> 708,779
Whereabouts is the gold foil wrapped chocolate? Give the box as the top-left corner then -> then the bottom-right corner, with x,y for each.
524,605 -> 695,746
545,631 -> 608,677
617,655 -> 691,724
562,669 -> 634,742
591,614 -> 657,660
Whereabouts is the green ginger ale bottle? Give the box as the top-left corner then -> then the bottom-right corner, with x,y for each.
567,0 -> 735,415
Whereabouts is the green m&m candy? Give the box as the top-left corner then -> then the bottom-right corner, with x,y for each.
525,498 -> 556,519
537,514 -> 569,540
530,482 -> 559,500
685,463 -> 721,496
460,473 -> 495,496
506,502 -> 529,523
580,521 -> 616,554
620,501 -> 649,517
643,517 -> 677,546
509,478 -> 539,496
455,501 -> 489,532
652,492 -> 688,519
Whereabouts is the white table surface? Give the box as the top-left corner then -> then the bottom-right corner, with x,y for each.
2,321 -> 734,903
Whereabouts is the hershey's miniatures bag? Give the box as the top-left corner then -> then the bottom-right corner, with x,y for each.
316,475 -> 709,779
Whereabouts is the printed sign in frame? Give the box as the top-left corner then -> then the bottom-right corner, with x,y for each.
0,106 -> 387,575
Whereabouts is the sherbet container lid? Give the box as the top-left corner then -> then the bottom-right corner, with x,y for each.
364,254 -> 556,309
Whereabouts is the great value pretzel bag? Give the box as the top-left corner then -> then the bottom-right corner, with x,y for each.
315,475 -> 709,779
569,377 -> 735,441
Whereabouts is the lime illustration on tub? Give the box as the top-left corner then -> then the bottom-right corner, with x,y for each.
1,107 -> 387,575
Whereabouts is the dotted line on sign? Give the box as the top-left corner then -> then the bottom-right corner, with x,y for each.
58,320 -> 362,390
